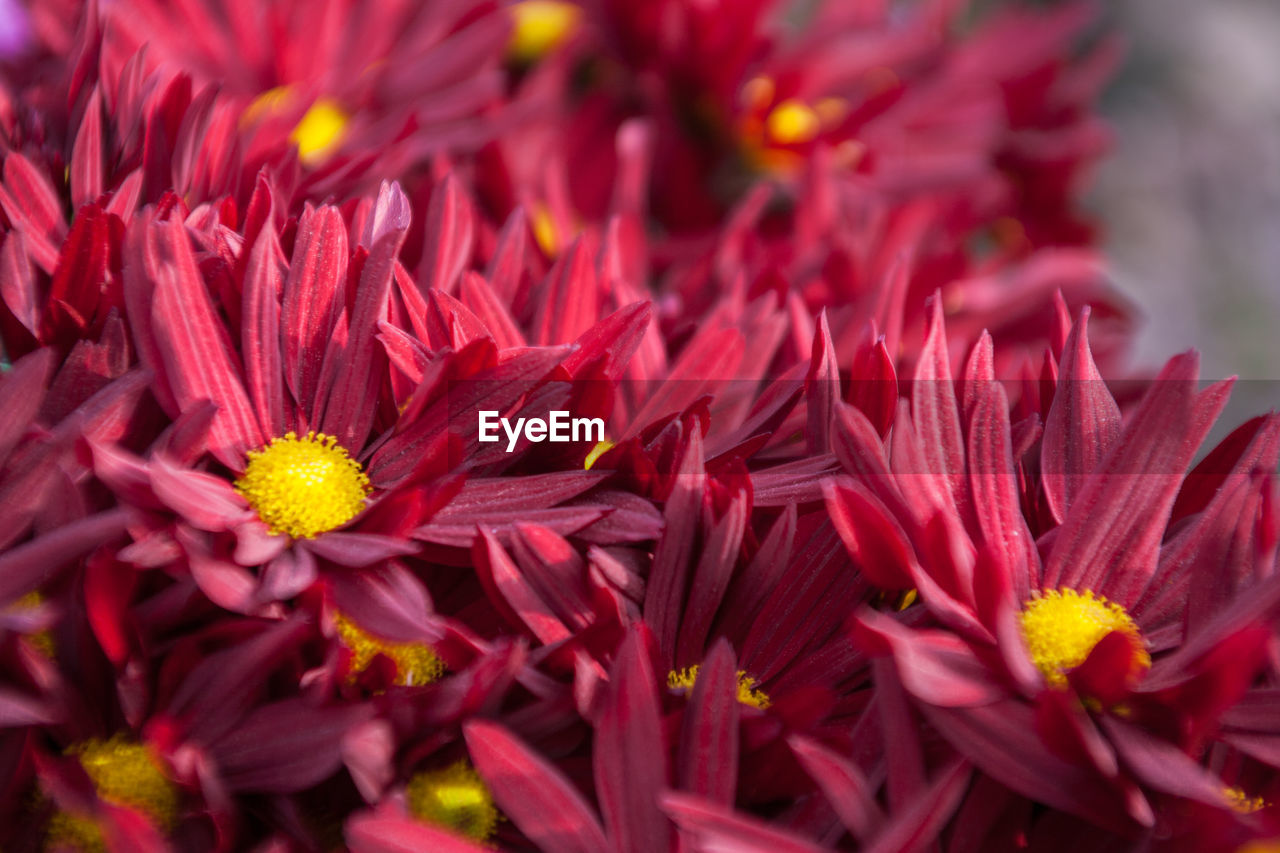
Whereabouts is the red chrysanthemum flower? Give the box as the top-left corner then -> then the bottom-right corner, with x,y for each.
831,301 -> 1280,837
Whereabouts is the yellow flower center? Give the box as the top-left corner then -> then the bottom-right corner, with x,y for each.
1225,786 -> 1268,815
508,1 -> 581,62
8,590 -> 54,657
406,761 -> 499,842
234,431 -> 370,540
290,99 -> 349,166
45,736 -> 178,852
332,611 -> 444,687
531,203 -> 560,257
668,665 -> 771,710
1019,589 -> 1150,689
765,99 -> 821,146
583,439 -> 615,470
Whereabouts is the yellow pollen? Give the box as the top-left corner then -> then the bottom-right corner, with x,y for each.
234,431 -> 370,540
7,590 -> 54,657
45,736 -> 178,852
584,439 -> 615,470
531,204 -> 560,256
332,611 -> 444,687
1019,589 -> 1150,689
667,665 -> 770,710
509,1 -> 581,62
1226,787 -> 1268,815
765,100 -> 821,145
406,761 -> 499,842
290,99 -> 349,166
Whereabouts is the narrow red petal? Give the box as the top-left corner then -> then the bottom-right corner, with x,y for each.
464,720 -> 610,853
1040,308 -> 1121,523
595,626 -> 670,853
678,639 -> 741,805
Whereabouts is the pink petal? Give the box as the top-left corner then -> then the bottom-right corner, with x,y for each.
1040,308 -> 1121,523
864,759 -> 971,853
1044,353 -> 1223,602
214,699 -> 374,793
967,372 -> 1037,601
824,478 -> 916,591
458,270 -> 526,350
144,215 -> 262,466
853,610 -> 1004,707
911,295 -> 967,520
418,173 -> 474,295
0,152 -> 65,273
923,701 -> 1149,833
346,807 -> 491,853
643,425 -> 704,665
676,493 -> 747,666
0,347 -> 54,465
678,639 -> 741,805
241,222 -> 289,438
282,204 -> 349,419
789,734 -> 885,843
343,719 -> 394,803
0,231 -> 40,338
0,509 -> 127,607
660,792 -> 827,853
474,528 -> 573,645
464,720 -> 610,853
150,455 -> 248,532
178,527 -> 259,613
258,546 -> 317,602
70,87 -> 104,209
318,182 -> 410,451
595,626 -> 671,853
805,311 -> 838,453
305,531 -> 420,567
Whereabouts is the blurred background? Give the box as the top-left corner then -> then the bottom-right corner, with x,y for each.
1090,0 -> 1280,407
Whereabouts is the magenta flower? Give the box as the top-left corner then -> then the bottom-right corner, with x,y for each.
834,302 -> 1280,835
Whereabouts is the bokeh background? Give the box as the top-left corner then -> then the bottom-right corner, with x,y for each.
1091,0 -> 1280,410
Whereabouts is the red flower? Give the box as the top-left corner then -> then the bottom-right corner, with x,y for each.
834,301 -> 1280,835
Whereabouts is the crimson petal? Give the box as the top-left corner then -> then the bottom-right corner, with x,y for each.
464,720 -> 610,853
594,626 -> 671,853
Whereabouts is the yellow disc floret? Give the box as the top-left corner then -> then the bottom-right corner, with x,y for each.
531,204 -> 560,257
291,99 -> 349,166
668,665 -> 771,710
407,761 -> 499,842
8,590 -> 54,657
234,431 -> 370,539
332,611 -> 444,687
1225,786 -> 1268,815
765,100 -> 821,145
45,736 -> 178,852
509,1 -> 581,62
1019,588 -> 1151,688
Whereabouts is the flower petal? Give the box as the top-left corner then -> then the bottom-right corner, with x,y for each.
1040,308 -> 1121,524
678,639 -> 741,805
464,720 -> 610,853
595,626 -> 670,853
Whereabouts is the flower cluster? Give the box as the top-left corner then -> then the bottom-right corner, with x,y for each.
0,1 -> 1276,851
